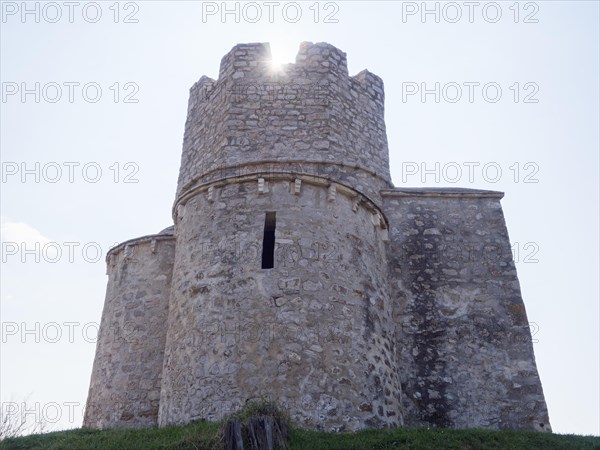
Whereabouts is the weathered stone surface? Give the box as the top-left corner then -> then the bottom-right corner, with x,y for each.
382,189 -> 550,431
84,234 -> 175,429
159,179 -> 399,431
177,42 -> 392,205
84,43 -> 550,433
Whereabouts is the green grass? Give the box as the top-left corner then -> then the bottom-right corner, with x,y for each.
2,423 -> 599,450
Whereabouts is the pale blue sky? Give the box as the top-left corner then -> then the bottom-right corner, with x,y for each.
1,1 -> 598,436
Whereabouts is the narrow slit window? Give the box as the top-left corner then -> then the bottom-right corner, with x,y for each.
261,212 -> 276,269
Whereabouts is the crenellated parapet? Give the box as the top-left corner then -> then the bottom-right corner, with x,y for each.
177,42 -> 392,206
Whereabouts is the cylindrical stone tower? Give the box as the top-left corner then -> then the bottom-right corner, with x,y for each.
84,228 -> 175,429
158,42 -> 402,431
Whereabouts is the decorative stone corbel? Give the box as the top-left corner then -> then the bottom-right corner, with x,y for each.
327,184 -> 337,202
292,178 -> 302,195
371,212 -> 382,227
177,204 -> 185,220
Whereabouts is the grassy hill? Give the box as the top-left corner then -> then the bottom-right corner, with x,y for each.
1,422 -> 599,450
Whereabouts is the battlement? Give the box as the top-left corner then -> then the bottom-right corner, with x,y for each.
295,41 -> 349,78
218,42 -> 272,80
177,42 -> 392,205
212,41 -> 350,83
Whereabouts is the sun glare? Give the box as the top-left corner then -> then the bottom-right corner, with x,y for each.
269,58 -> 285,73
269,43 -> 295,73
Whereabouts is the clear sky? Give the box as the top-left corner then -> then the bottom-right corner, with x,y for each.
1,0 -> 598,437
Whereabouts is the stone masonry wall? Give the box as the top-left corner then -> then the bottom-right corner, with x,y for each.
176,42 -> 392,205
84,233 -> 175,429
159,178 -> 401,431
382,189 -> 550,431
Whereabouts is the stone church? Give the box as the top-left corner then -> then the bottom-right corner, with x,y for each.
84,42 -> 550,432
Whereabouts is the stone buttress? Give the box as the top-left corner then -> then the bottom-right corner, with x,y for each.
382,188 -> 550,431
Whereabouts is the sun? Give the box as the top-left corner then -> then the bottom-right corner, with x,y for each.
268,58 -> 285,73
268,42 -> 296,73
